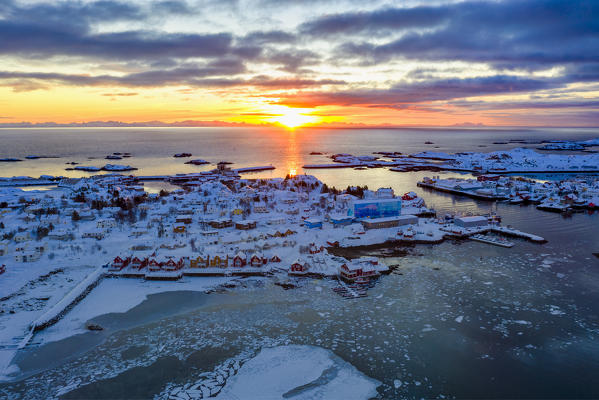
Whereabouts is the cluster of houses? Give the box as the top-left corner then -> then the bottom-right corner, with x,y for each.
1,168 -> 438,285
420,175 -> 599,211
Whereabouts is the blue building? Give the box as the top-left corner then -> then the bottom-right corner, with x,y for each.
349,198 -> 402,219
304,218 -> 323,229
329,214 -> 354,226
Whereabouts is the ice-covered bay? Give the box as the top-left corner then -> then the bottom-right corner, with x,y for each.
215,345 -> 380,400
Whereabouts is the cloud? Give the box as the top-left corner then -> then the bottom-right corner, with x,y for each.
101,92 -> 139,97
0,68 -> 344,90
311,0 -> 599,70
300,5 -> 450,36
276,75 -> 557,108
449,99 -> 599,111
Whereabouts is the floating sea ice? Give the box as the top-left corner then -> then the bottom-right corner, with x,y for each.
455,315 -> 464,323
216,345 -> 380,400
549,305 -> 565,315
556,273 -> 566,279
394,379 -> 402,388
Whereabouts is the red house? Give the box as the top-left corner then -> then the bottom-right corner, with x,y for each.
232,252 -> 247,268
110,256 -> 130,271
131,256 -> 148,270
148,259 -> 162,272
339,260 -> 378,282
270,254 -> 281,263
163,258 -> 183,271
250,254 -> 265,267
289,259 -> 309,274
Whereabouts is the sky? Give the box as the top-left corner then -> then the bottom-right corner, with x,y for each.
0,0 -> 598,128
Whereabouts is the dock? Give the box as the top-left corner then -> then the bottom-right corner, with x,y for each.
469,234 -> 514,248
488,226 -> 546,243
302,163 -> 362,169
234,166 -> 275,173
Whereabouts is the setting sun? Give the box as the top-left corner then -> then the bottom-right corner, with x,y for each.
269,106 -> 319,128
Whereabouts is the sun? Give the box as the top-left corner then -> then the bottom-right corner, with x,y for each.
269,106 -> 319,128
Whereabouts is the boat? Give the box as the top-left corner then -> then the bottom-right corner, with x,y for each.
185,159 -> 210,165
174,153 -> 192,158
0,158 -> 22,162
105,155 -> 122,160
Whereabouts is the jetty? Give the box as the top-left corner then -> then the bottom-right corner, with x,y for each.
30,266 -> 105,332
469,234 -> 514,248
234,166 -> 275,173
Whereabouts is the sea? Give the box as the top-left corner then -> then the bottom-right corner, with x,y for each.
1,126 -> 599,398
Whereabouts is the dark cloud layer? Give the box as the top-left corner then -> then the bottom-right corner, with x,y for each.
276,75 -> 558,108
324,0 -> 599,70
0,0 -> 597,122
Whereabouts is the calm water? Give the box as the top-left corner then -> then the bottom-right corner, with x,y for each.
0,126 -> 598,179
1,127 -> 599,398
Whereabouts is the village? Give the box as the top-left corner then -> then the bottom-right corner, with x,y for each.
0,159 -> 555,377
417,174 -> 599,212
1,161 -> 552,287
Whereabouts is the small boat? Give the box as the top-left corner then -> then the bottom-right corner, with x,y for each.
174,153 -> 192,158
185,159 -> 210,165
105,155 -> 122,160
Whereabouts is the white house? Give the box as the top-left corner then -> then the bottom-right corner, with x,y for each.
14,251 -> 40,263
13,232 -> 30,243
96,218 -> 117,229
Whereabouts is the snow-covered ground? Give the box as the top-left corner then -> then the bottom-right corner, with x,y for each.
37,276 -> 234,344
305,144 -> 599,174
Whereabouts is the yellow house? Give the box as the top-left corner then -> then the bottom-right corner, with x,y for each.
210,255 -> 228,268
232,208 -> 243,215
173,226 -> 186,234
190,255 -> 209,268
